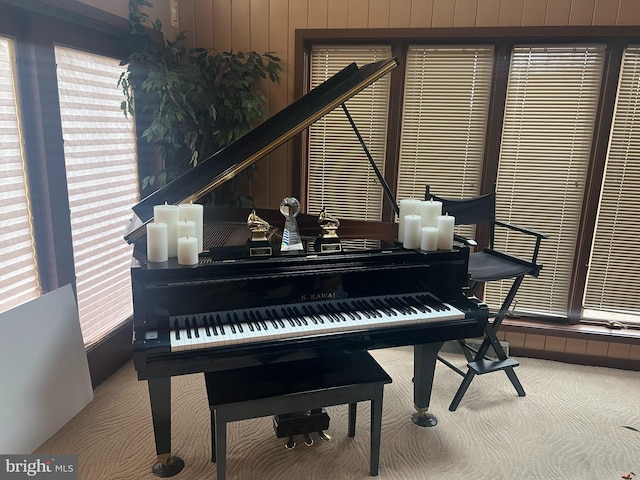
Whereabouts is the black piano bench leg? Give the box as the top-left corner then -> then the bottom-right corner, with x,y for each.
152,454 -> 185,478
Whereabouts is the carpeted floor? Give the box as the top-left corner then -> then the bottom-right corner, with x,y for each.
35,347 -> 640,480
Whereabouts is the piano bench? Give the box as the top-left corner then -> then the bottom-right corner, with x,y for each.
204,351 -> 392,480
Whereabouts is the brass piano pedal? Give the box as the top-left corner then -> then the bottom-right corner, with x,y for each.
303,432 -> 313,446
285,435 -> 296,449
317,430 -> 331,442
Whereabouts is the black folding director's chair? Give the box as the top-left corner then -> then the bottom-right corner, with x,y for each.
425,185 -> 549,411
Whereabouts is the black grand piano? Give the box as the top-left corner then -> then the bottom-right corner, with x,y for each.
125,58 -> 489,477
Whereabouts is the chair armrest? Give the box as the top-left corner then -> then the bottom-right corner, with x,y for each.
494,220 -> 549,239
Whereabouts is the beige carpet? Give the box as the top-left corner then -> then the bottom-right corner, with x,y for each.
36,347 -> 639,480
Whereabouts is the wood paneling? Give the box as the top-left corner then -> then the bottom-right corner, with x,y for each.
431,0 -> 455,27
389,0 -> 411,28
476,0 -> 501,27
308,0 -> 328,29
194,0 -> 214,48
328,0 -> 349,28
410,0 -> 433,28
213,0 -> 232,51
453,0 -> 477,27
593,0 -> 619,25
617,0 -> 640,25
369,0 -> 391,28
522,0 -> 548,26
348,0 -> 370,28
232,0 -> 251,51
546,0 -> 572,25
499,0 -> 524,26
569,0 -> 597,25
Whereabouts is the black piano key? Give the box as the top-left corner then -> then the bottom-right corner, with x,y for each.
337,302 -> 357,320
251,310 -> 268,330
301,305 -> 318,324
291,306 -> 308,325
326,303 -> 346,321
215,314 -> 225,335
286,307 -> 302,327
373,298 -> 396,316
261,309 -> 279,329
270,308 -> 286,328
202,315 -> 211,336
191,317 -> 200,337
352,300 -> 371,319
208,315 -> 218,336
173,319 -> 180,340
318,303 -> 337,322
226,313 -> 237,334
185,318 -> 192,339
407,295 -> 430,313
390,297 -> 414,315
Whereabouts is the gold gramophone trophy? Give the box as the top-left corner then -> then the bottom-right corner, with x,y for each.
314,207 -> 342,253
246,210 -> 273,257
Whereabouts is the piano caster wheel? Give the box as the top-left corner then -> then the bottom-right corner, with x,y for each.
285,436 -> 296,449
303,432 -> 314,446
411,411 -> 438,428
152,455 -> 185,477
317,431 -> 332,442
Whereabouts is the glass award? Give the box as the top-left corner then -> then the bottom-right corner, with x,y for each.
280,197 -> 304,252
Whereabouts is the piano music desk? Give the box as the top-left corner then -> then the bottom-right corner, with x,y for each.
205,352 -> 392,479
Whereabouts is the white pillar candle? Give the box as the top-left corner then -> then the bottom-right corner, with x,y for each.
154,204 -> 179,258
177,219 -> 196,240
403,214 -> 422,249
177,235 -> 199,265
420,226 -> 439,252
437,214 -> 456,250
420,198 -> 443,228
179,202 -> 204,252
398,198 -> 422,243
146,221 -> 168,262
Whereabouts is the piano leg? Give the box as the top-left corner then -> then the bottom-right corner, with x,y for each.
148,378 -> 185,477
411,342 -> 443,427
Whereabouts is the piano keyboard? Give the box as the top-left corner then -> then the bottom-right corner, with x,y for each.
167,293 -> 465,352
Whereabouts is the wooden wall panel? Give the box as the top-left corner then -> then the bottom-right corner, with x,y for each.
369,0 -> 391,28
348,0 -> 370,28
410,0 -> 433,27
476,0 -> 501,27
570,0 -> 597,25
212,0 -> 232,51
593,0 -> 619,24
499,0 -> 524,26
388,0 -> 412,28
328,0 -> 349,28
522,0 -> 548,26
431,0 -> 455,27
545,0 -> 572,25
308,0 -> 329,29
193,0 -> 214,48
453,0 -> 477,27
617,0 -> 640,25
232,0 -> 251,51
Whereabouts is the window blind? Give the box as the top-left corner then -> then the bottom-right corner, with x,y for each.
583,46 -> 640,319
488,45 -> 605,317
0,36 -> 41,315
397,45 -> 494,202
54,45 -> 138,347
308,46 -> 392,222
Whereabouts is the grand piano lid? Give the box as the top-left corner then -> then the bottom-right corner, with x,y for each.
124,57 -> 399,244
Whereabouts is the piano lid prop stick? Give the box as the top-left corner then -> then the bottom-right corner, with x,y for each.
179,202 -> 204,253
403,214 -> 422,249
146,220 -> 168,262
154,203 -> 180,258
177,234 -> 199,265
437,214 -> 455,250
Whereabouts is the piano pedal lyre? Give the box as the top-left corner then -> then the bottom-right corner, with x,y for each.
152,453 -> 185,478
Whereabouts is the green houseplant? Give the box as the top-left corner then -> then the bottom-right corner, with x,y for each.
119,0 -> 281,204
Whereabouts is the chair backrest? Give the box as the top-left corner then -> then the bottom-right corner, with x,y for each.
424,185 -> 496,226
424,185 -> 496,247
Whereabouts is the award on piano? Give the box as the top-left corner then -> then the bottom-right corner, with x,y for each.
123,57 -> 489,477
246,209 -> 272,257
279,197 -> 304,252
314,207 -> 342,253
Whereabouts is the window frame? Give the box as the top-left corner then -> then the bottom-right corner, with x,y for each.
295,26 -> 640,325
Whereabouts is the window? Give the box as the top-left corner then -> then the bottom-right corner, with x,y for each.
486,45 -> 606,317
583,45 -> 640,322
54,45 -> 138,346
308,46 -> 392,222
302,29 -> 640,326
0,36 -> 40,314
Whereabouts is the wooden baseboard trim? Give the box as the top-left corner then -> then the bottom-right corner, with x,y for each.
86,319 -> 133,389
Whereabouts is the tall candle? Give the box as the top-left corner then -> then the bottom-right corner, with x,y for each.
146,221 -> 168,262
154,204 -> 179,258
398,198 -> 422,243
437,214 -> 455,250
179,202 -> 204,252
403,214 -> 422,249
177,235 -> 198,265
420,198 -> 442,228
177,219 -> 196,240
420,226 -> 438,252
